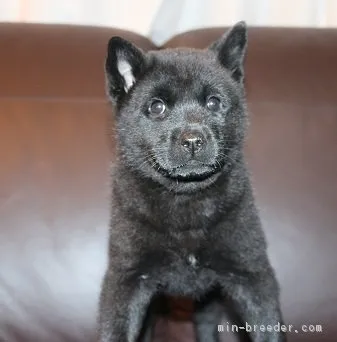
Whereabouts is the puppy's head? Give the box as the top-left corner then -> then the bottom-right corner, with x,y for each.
105,22 -> 248,193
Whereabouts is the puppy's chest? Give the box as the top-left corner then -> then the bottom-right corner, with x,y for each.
160,197 -> 217,229
145,232 -> 225,296
168,228 -> 200,248
134,227 -> 239,297
161,229 -> 220,273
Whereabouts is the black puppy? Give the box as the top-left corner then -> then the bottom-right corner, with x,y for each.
98,21 -> 286,342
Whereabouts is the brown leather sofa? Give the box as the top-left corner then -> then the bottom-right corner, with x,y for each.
0,22 -> 336,342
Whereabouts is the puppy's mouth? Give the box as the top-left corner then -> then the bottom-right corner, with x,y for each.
150,158 -> 224,183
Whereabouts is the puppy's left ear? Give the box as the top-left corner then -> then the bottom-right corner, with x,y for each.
209,21 -> 247,84
105,37 -> 146,104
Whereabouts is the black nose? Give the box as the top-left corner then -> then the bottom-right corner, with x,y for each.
180,130 -> 205,155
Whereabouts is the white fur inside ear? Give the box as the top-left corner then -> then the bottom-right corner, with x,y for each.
117,59 -> 135,92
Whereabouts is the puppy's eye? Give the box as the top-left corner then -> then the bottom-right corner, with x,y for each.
148,99 -> 166,116
206,96 -> 221,112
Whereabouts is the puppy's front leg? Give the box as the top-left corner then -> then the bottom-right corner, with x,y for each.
98,269 -> 155,342
193,299 -> 224,342
221,270 -> 287,342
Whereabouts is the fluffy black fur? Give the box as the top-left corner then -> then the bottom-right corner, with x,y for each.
98,22 -> 286,342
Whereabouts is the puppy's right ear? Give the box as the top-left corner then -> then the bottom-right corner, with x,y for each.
105,37 -> 146,104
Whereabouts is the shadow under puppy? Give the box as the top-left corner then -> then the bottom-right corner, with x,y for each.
98,21 -> 287,342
